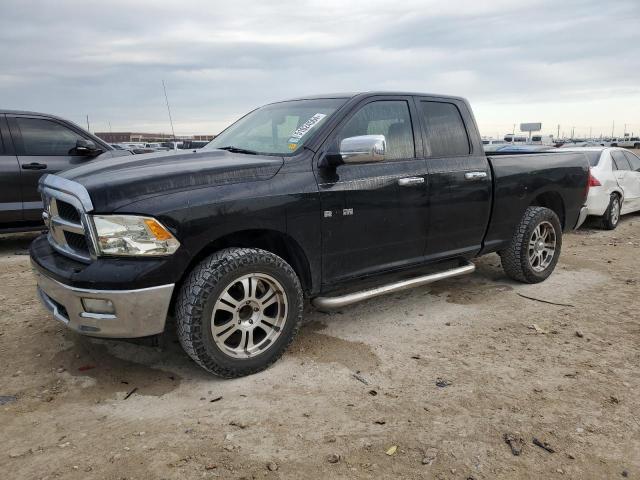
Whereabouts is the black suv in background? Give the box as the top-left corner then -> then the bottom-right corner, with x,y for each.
0,111 -> 130,232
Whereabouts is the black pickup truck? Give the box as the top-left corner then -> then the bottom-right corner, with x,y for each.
30,92 -> 590,377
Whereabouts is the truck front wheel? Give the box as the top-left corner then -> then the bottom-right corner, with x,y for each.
176,248 -> 303,377
499,206 -> 562,283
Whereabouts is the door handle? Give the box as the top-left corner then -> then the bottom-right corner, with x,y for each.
464,171 -> 487,180
398,177 -> 425,187
22,162 -> 48,170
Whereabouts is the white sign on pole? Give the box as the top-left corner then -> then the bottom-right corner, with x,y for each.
520,123 -> 542,132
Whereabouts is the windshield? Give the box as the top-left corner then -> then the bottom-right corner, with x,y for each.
205,98 -> 347,156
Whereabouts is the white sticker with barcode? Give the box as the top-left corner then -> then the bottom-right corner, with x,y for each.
289,113 -> 327,141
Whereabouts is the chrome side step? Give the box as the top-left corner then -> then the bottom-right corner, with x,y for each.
312,260 -> 475,310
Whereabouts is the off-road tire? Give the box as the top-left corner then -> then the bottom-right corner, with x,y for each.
176,248 -> 303,378
499,206 -> 562,283
601,193 -> 621,230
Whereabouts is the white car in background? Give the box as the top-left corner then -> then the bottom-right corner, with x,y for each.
563,147 -> 640,229
614,137 -> 640,149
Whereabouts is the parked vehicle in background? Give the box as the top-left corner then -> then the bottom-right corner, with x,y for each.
160,141 -> 183,150
144,142 -> 171,151
504,133 -> 528,144
30,92 -> 590,378
482,139 -> 508,152
180,139 -> 210,150
561,147 -> 640,229
560,141 -> 602,148
530,134 -> 555,145
492,144 -> 553,153
615,137 -> 640,149
0,110 -> 131,232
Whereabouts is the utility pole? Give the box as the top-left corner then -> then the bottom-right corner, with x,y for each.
612,120 -> 615,138
86,115 -> 90,133
162,80 -> 176,142
557,124 -> 560,139
571,126 -> 575,138
589,126 -> 592,139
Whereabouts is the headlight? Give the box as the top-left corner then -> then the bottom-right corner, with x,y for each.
92,215 -> 180,256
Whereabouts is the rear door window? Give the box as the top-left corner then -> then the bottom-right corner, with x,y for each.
611,150 -> 631,171
419,101 -> 470,157
623,151 -> 640,172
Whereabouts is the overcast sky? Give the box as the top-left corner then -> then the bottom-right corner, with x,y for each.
1,0 -> 639,138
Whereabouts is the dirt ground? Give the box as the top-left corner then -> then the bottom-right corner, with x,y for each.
1,214 -> 638,480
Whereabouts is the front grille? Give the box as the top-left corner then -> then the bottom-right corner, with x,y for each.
41,184 -> 94,262
64,231 -> 89,255
56,200 -> 81,223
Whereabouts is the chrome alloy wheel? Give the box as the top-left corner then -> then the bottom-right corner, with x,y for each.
611,197 -> 620,225
211,273 -> 288,359
528,221 -> 557,272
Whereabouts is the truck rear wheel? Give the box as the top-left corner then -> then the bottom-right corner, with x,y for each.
500,206 -> 562,283
176,248 -> 303,378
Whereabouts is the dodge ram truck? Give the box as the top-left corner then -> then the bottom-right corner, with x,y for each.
30,92 -> 590,377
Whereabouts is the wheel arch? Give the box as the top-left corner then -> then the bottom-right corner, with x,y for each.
530,191 -> 566,229
178,229 -> 313,297
609,188 -> 623,200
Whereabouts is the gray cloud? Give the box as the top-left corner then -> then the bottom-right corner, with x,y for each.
1,0 -> 638,136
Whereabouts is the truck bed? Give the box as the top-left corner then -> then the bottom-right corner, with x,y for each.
482,151 -> 590,254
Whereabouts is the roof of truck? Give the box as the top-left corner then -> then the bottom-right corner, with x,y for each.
276,91 -> 467,102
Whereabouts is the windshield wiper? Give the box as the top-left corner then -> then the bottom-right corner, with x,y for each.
218,146 -> 258,155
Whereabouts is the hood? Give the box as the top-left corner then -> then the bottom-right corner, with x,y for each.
61,149 -> 284,212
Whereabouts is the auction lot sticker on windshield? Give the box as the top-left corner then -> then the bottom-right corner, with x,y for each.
288,113 -> 326,150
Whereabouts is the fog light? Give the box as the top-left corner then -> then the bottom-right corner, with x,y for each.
81,298 -> 115,315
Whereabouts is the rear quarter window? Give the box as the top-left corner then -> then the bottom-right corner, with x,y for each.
611,150 -> 631,170
419,101 -> 470,157
623,151 -> 640,171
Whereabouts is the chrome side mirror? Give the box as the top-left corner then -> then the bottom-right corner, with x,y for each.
339,135 -> 386,164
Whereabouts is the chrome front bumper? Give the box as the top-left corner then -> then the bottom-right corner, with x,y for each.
574,206 -> 589,229
35,270 -> 174,338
